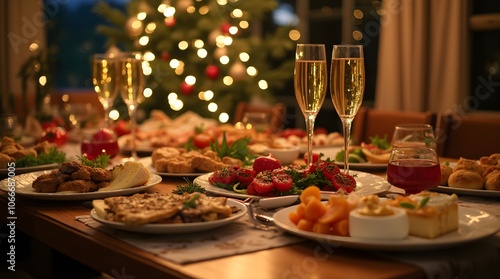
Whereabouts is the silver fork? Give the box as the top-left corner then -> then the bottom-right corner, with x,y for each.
241,198 -> 279,232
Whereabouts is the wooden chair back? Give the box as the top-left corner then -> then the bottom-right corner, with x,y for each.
233,102 -> 286,132
436,112 -> 500,159
351,107 -> 437,145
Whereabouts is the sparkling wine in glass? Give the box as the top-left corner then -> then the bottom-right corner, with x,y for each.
119,52 -> 145,160
386,147 -> 441,195
92,53 -> 119,128
330,45 -> 365,174
294,44 -> 327,166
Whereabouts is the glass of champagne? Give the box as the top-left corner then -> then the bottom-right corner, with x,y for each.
294,44 -> 327,166
92,53 -> 119,128
118,52 -> 145,160
330,45 -> 365,174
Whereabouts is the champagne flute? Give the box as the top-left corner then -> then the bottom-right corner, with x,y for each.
92,53 -> 119,128
330,45 -> 365,174
294,44 -> 327,166
119,52 -> 145,160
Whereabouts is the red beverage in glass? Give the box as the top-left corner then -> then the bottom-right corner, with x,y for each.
81,128 -> 120,160
81,140 -> 119,160
386,159 -> 441,194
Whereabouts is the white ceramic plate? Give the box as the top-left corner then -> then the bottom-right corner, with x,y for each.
0,171 -> 162,201
433,186 -> 500,198
0,163 -> 59,176
137,157 -> 206,177
194,170 -> 391,200
313,147 -> 388,170
273,206 -> 500,251
90,199 -> 247,233
433,162 -> 500,197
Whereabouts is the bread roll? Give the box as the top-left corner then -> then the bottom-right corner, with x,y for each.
448,170 -> 484,190
454,157 -> 484,175
485,170 -> 500,191
440,164 -> 453,186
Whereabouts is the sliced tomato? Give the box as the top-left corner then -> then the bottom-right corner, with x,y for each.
193,133 -> 214,149
236,167 -> 255,184
252,155 -> 282,174
288,164 -> 309,178
321,162 -> 340,181
308,160 -> 329,173
251,171 -> 274,194
210,167 -> 237,185
331,172 -> 356,193
272,173 -> 293,192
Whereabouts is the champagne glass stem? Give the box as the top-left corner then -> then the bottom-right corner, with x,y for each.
341,118 -> 353,174
305,114 -> 316,166
128,103 -> 138,159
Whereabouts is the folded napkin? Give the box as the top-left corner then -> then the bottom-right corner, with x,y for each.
76,214 -> 304,264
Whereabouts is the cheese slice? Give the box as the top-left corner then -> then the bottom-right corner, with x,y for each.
99,161 -> 150,191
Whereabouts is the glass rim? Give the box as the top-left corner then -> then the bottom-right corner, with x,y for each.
394,124 -> 434,130
296,43 -> 325,47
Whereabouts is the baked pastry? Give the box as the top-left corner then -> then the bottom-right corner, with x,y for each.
440,163 -> 453,185
454,157 -> 484,175
448,170 -> 484,190
388,192 -> 458,239
485,170 -> 500,191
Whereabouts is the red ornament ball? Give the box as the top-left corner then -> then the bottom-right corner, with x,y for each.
205,65 -> 220,80
220,22 -> 231,34
164,17 -> 176,27
161,51 -> 170,61
180,82 -> 194,95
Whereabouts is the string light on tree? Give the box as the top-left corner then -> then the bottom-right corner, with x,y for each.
94,0 -> 297,121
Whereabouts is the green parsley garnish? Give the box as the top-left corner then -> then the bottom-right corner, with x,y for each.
183,193 -> 201,209
370,135 -> 391,150
399,196 -> 430,209
210,132 -> 256,165
15,147 -> 66,167
77,154 -> 110,169
173,178 -> 206,194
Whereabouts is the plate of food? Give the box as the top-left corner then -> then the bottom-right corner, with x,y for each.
273,190 -> 500,251
193,169 -> 391,200
0,161 -> 162,200
137,157 -> 205,177
90,193 -> 247,233
433,157 -> 500,197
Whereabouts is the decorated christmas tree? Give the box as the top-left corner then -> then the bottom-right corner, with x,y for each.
93,0 -> 296,123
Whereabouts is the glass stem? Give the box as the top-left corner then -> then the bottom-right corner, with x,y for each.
342,118 -> 353,174
129,103 -> 138,159
306,114 -> 316,166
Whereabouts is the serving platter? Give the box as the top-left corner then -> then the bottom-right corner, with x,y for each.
273,206 -> 500,251
137,157 -> 206,177
193,170 -> 391,200
0,170 -> 162,200
90,199 -> 246,233
433,186 -> 500,198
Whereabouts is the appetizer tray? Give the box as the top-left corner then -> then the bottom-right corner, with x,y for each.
194,170 -> 391,200
0,170 -> 162,201
273,206 -> 500,251
90,199 -> 247,233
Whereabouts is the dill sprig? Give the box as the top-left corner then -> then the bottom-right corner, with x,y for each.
173,178 -> 206,194
15,147 -> 66,167
77,154 -> 110,169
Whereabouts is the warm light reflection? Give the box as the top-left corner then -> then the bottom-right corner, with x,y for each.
109,109 -> 119,120
247,66 -> 257,76
208,102 -> 218,112
219,112 -> 229,123
258,80 -> 268,90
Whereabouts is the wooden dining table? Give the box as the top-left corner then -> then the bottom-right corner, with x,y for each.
0,154 -> 431,279
1,152 -> 496,279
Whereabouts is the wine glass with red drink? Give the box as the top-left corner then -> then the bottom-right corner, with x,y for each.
386,147 -> 441,195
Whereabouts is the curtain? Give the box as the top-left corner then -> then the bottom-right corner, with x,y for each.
374,0 -> 469,113
0,0 -> 46,120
